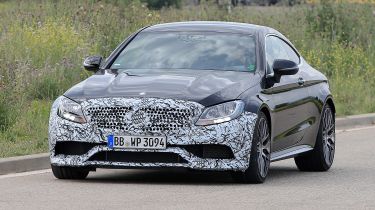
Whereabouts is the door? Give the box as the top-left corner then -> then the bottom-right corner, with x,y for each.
262,35 -> 312,153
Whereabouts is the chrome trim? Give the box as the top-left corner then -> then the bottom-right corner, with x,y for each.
270,145 -> 313,162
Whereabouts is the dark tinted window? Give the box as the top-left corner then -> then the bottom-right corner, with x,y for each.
112,32 -> 257,72
266,36 -> 300,74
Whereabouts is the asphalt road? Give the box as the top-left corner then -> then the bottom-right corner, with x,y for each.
1,126 -> 375,210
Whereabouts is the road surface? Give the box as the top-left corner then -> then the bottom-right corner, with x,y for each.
1,126 -> 375,210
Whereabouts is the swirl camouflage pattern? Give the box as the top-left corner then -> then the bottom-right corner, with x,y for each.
49,96 -> 257,171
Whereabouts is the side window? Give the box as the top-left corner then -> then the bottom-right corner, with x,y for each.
265,36 -> 300,74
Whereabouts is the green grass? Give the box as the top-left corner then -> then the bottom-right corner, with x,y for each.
0,100 -> 51,157
0,0 -> 374,157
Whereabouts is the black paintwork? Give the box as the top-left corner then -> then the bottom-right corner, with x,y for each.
64,69 -> 261,107
83,56 -> 102,72
64,21 -> 335,160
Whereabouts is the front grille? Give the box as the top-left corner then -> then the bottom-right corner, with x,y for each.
87,106 -> 193,131
87,107 -> 132,130
88,151 -> 188,164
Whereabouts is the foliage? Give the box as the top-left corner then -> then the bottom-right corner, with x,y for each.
0,93 -> 13,132
141,0 -> 182,9
306,1 -> 374,46
0,100 -> 51,157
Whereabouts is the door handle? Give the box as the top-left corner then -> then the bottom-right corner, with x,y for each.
298,77 -> 305,86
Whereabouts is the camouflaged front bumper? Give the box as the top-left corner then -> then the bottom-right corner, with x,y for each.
49,96 -> 257,171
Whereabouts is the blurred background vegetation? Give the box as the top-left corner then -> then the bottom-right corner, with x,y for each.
0,0 -> 374,157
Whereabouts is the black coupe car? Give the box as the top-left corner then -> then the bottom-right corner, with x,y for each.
49,22 -> 335,183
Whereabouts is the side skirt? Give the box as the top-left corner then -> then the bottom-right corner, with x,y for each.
271,145 -> 313,162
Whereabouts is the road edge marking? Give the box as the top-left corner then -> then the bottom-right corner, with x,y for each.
0,169 -> 51,179
336,125 -> 375,134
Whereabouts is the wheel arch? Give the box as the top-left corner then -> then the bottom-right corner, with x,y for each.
324,96 -> 336,115
259,104 -> 272,131
257,104 -> 273,145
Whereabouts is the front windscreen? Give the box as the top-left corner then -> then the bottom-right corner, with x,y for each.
111,32 -> 256,72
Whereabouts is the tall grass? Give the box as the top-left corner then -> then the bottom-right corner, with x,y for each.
0,0 -> 374,157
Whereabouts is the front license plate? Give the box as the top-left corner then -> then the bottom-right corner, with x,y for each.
107,135 -> 166,150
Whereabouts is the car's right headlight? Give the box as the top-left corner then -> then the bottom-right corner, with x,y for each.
57,97 -> 87,124
195,100 -> 244,126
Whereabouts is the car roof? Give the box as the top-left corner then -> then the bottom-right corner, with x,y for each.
143,21 -> 276,35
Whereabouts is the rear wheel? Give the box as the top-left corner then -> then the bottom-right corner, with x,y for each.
51,165 -> 90,179
233,112 -> 271,184
294,105 -> 335,171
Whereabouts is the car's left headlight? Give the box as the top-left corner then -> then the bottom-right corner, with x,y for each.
195,100 -> 244,126
57,97 -> 87,124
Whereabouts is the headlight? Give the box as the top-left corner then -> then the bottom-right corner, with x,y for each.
195,101 -> 244,126
57,97 -> 87,123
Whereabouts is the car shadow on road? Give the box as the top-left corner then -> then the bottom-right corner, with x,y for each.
79,165 -> 303,185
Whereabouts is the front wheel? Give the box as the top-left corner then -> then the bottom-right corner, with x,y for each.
233,112 -> 271,184
51,165 -> 90,179
294,105 -> 335,171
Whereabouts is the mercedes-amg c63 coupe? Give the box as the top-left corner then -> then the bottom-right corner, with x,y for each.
49,21 -> 335,183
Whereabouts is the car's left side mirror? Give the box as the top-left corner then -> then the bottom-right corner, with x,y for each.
83,56 -> 103,72
273,59 -> 299,76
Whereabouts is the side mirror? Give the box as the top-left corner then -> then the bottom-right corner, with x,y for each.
83,56 -> 103,72
273,59 -> 299,76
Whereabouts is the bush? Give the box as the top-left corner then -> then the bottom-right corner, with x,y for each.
0,100 -> 51,157
301,41 -> 375,115
28,74 -> 61,100
141,0 -> 182,9
0,98 -> 11,132
0,93 -> 16,132
306,1 -> 374,47
2,19 -> 86,68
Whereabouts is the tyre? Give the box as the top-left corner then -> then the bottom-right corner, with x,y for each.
294,105 -> 335,171
233,112 -> 271,183
51,165 -> 90,179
